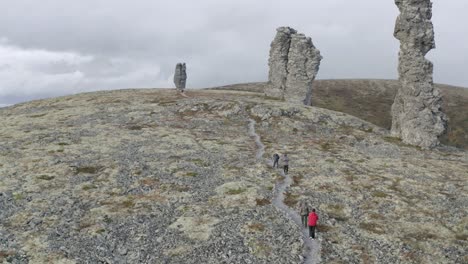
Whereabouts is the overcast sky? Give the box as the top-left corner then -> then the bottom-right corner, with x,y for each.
0,0 -> 467,106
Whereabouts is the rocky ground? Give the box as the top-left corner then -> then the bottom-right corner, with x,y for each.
213,79 -> 468,150
0,87 -> 467,263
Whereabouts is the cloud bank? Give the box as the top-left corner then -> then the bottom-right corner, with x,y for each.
0,0 -> 466,105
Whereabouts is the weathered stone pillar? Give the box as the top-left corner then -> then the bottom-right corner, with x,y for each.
391,0 -> 447,149
286,33 -> 322,105
267,27 -> 296,100
174,63 -> 187,91
266,27 -> 322,105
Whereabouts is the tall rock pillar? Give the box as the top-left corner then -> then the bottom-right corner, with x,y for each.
266,27 -> 322,105
391,0 -> 447,149
174,63 -> 187,91
267,27 -> 297,100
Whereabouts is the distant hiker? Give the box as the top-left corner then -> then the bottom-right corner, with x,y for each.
282,154 -> 289,174
299,200 -> 309,228
273,153 -> 280,168
308,209 -> 319,239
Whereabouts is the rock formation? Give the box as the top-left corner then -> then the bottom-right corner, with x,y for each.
174,63 -> 187,91
391,0 -> 447,149
267,27 -> 296,99
267,27 -> 322,105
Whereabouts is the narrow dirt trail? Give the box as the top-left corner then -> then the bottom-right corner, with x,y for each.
248,119 -> 321,264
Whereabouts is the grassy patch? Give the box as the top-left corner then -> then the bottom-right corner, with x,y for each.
343,169 -> 355,181
383,136 -> 402,144
192,159 -> 209,167
249,240 -> 272,258
78,221 -> 94,231
185,172 -> 198,177
0,250 -> 16,260
369,213 -> 385,220
121,198 -> 135,208
12,192 -> 24,201
291,175 -> 303,187
248,223 -> 266,232
317,224 -> 334,233
96,228 -> 106,234
76,166 -> 101,174
127,125 -> 143,130
327,204 -> 349,222
172,184 -> 190,192
264,95 -> 283,101
82,184 -> 97,190
37,175 -> 55,180
338,125 -> 355,134
226,188 -> 246,195
359,222 -> 386,235
255,198 -> 270,206
404,232 -> 438,241
284,192 -> 299,207
383,136 -> 422,150
372,191 -> 389,198
140,178 -> 159,186
388,177 -> 402,192
158,100 -> 178,106
29,113 -> 47,118
320,142 -> 334,151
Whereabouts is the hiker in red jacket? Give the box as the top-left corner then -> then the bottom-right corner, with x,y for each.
308,209 -> 318,239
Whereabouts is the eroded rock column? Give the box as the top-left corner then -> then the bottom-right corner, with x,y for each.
174,63 -> 187,91
267,27 -> 297,99
391,0 -> 447,149
266,27 -> 322,105
286,33 -> 322,105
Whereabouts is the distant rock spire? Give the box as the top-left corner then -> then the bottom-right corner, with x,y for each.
267,27 -> 322,105
174,63 -> 187,91
391,0 -> 447,149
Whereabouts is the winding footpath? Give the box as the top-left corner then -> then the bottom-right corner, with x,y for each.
248,119 -> 321,264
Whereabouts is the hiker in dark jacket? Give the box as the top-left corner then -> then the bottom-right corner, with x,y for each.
273,153 -> 280,168
308,209 -> 319,239
282,154 -> 289,174
299,200 -> 309,228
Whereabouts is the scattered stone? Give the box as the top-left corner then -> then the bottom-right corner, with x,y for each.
267,27 -> 322,105
391,0 -> 447,149
173,63 -> 187,91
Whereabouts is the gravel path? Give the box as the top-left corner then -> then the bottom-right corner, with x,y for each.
249,119 -> 321,264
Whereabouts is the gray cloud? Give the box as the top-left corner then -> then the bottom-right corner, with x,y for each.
0,0 -> 467,105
